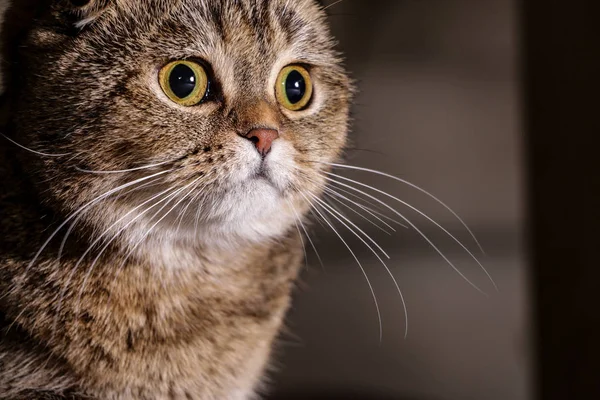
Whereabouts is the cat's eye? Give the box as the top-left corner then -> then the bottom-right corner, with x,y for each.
159,60 -> 209,106
276,65 -> 313,111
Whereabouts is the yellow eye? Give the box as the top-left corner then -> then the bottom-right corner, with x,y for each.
276,65 -> 313,111
159,60 -> 209,106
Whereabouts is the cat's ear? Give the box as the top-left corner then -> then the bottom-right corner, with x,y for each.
56,0 -> 114,29
2,0 -> 114,33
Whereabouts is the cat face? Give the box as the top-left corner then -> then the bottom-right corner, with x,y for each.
8,0 -> 351,251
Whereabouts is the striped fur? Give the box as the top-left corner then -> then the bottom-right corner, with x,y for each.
0,1 -> 351,399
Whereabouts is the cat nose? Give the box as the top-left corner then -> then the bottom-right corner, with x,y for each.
244,128 -> 280,156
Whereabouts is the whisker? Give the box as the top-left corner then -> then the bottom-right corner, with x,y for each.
320,162 -> 486,255
295,167 -> 402,230
323,189 -> 395,234
333,173 -> 496,291
307,206 -> 328,230
192,185 -> 215,239
310,193 -> 390,260
0,132 -> 71,157
296,211 -> 325,272
296,167 -> 401,232
323,0 -> 345,11
322,184 -> 408,227
174,173 -> 215,236
286,198 -> 325,271
299,168 -> 397,219
286,200 -> 308,269
78,185 -> 180,270
174,188 -> 201,235
309,193 -> 409,339
57,177 -> 164,263
24,168 -> 174,279
75,159 -> 176,174
325,172 -> 496,290
324,174 -> 491,295
298,192 -> 384,342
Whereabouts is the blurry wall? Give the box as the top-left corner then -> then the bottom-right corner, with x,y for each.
329,0 -> 523,231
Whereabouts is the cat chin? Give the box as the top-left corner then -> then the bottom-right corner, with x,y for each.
176,138 -> 304,247
116,180 -> 299,262
185,180 -> 299,249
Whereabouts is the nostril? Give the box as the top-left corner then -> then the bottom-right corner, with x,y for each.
244,128 -> 280,156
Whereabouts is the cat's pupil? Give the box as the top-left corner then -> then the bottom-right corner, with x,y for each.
285,70 -> 306,104
169,64 -> 197,99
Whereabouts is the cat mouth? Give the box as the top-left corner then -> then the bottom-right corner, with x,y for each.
252,168 -> 273,185
248,163 -> 283,193
251,159 -> 272,181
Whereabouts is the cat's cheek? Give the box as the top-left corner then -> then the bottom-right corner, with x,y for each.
263,139 -> 298,192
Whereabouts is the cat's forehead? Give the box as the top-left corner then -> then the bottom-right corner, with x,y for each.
155,0 -> 330,61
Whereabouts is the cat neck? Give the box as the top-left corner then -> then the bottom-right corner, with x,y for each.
3,233 -> 302,399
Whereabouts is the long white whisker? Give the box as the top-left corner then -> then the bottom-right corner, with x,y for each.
310,193 -> 408,339
76,185 -> 179,270
321,191 -> 396,236
323,189 -> 395,234
297,212 -> 325,272
310,193 -> 390,260
0,133 -> 71,157
307,206 -> 328,230
325,172 -> 497,291
298,168 -> 405,228
323,0 -> 345,11
324,175 -> 490,295
322,184 -> 409,228
175,196 -> 196,235
322,162 -> 486,255
299,192 -> 383,342
192,181 -> 215,237
286,198 -> 325,271
75,159 -> 175,174
25,169 -> 174,278
286,200 -> 308,269
174,175 -> 213,236
57,177 -> 164,263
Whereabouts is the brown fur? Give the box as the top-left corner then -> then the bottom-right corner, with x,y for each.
0,0 -> 351,399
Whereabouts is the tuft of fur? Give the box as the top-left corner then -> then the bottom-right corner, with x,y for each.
0,0 -> 351,399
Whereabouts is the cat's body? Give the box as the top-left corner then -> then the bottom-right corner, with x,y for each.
0,1 -> 351,398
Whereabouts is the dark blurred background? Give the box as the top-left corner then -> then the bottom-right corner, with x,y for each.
269,1 -> 531,399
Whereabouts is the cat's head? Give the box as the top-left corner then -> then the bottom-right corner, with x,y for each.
4,0 -> 351,252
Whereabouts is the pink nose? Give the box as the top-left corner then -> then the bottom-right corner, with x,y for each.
245,128 -> 280,156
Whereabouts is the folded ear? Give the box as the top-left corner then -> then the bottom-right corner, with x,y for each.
0,0 -> 112,98
63,0 -> 113,28
2,0 -> 113,33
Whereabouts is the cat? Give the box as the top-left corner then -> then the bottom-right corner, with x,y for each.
0,0 -> 351,399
